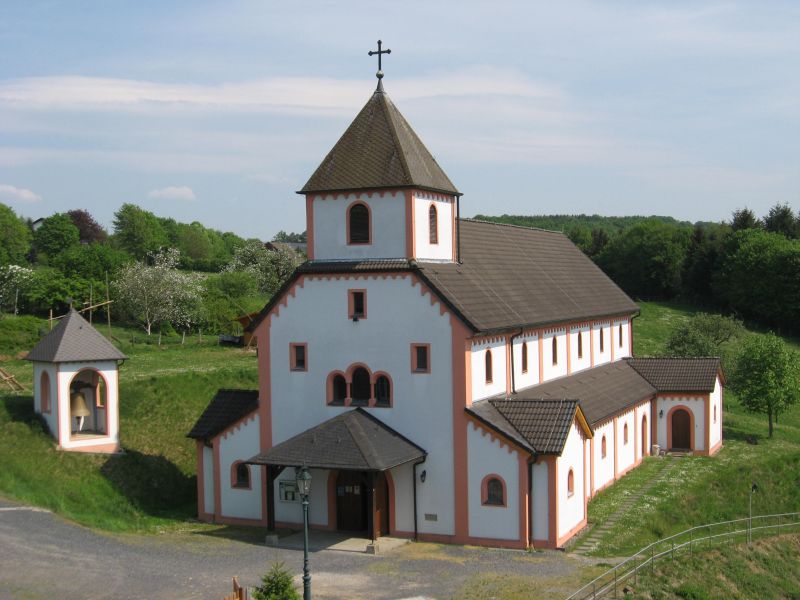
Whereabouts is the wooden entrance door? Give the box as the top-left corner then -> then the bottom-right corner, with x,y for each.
336,471 -> 366,532
671,409 -> 691,449
374,472 -> 390,537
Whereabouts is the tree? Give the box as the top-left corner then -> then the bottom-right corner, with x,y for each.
0,203 -> 32,266
730,207 -> 761,232
224,240 -> 300,297
730,333 -> 800,437
32,213 -> 80,260
67,209 -> 108,243
52,243 -> 131,282
112,204 -> 168,259
681,223 -> 730,303
763,203 -> 798,239
252,563 -> 300,600
112,248 -> 200,338
664,313 -> 743,367
272,230 -> 307,243
0,265 -> 33,314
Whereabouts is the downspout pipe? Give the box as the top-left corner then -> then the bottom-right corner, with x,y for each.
509,328 -> 524,394
456,196 -> 462,264
412,455 -> 427,541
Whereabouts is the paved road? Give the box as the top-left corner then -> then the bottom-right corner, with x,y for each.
0,499 -> 596,599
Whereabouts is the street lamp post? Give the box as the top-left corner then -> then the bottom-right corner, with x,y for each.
296,466 -> 313,600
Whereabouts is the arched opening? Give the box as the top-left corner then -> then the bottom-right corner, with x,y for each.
330,373 -> 347,406
348,202 -> 370,244
713,405 -> 717,423
601,435 -> 607,458
69,369 -> 108,438
232,462 -> 251,489
350,367 -> 371,405
567,469 -> 575,496
482,476 -> 505,506
521,342 -> 528,373
670,408 -> 692,450
40,371 -> 51,414
624,422 -> 629,444
599,328 -> 605,352
429,204 -> 438,244
577,331 -> 583,359
619,324 -> 624,347
642,414 -> 649,456
485,349 -> 493,383
552,336 -> 558,365
374,375 -> 391,407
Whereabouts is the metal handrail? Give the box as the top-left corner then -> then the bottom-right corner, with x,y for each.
566,512 -> 800,599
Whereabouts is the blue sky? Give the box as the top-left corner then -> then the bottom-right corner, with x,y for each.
1,1 -> 798,239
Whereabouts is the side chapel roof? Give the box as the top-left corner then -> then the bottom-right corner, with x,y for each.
187,389 -> 259,440
300,87 -> 460,196
25,308 -> 127,363
626,357 -> 723,392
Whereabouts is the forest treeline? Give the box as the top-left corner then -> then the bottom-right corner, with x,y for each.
0,202 -> 305,335
477,205 -> 800,335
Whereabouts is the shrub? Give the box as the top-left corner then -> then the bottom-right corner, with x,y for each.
252,562 -> 300,600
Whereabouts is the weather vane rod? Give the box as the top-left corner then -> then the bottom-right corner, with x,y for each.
368,40 -> 391,90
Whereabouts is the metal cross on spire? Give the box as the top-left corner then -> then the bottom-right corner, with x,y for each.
368,40 -> 391,90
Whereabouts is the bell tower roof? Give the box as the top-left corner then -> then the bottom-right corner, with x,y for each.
299,86 -> 460,197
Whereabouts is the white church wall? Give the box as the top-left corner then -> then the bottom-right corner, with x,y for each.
413,193 -> 454,261
637,401 -> 652,460
471,337 -> 507,401
467,423 -> 519,541
268,274 -> 456,536
531,460 -> 549,542
569,325 -> 591,375
389,462 -> 415,533
274,467 -> 329,527
32,362 -> 58,438
219,414 -> 262,521
512,333 -> 540,391
656,396 -> 706,452
710,377 -> 722,450
613,319 -> 631,359
311,192 -> 407,260
56,361 -> 119,450
593,419 -> 616,492
592,322 -> 612,367
616,409 -> 636,475
542,329 -> 568,382
203,445 -> 215,515
557,422 -> 586,540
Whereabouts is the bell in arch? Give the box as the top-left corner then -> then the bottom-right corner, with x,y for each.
71,391 -> 90,432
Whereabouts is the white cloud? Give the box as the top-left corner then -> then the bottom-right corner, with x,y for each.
0,184 -> 41,203
147,186 -> 196,201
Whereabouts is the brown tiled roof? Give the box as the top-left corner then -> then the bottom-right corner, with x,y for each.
247,408 -> 426,471
187,389 -> 259,440
626,357 -> 722,392
415,220 -> 639,332
297,259 -> 411,274
469,399 -> 582,454
300,87 -> 459,196
25,308 -> 127,363
511,361 -> 656,425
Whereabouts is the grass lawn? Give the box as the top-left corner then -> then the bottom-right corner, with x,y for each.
578,301 -> 800,558
0,314 -> 258,531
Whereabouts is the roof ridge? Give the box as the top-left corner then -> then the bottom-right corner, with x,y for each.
380,94 -> 413,187
458,217 -> 565,235
343,408 -> 377,469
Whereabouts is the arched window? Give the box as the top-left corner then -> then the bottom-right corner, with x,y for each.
429,204 -> 438,244
599,328 -> 605,352
485,350 -> 493,383
577,331 -> 583,359
483,477 -> 505,506
619,324 -> 624,347
40,371 -> 50,414
601,435 -> 607,458
351,367 -> 371,405
374,375 -> 391,407
331,374 -> 347,405
232,462 -> 251,489
713,405 -> 717,423
552,337 -> 558,365
624,422 -> 629,444
521,342 -> 528,373
348,203 -> 370,244
567,469 -> 575,496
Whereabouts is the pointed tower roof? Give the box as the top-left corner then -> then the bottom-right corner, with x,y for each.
300,87 -> 460,196
25,309 -> 127,363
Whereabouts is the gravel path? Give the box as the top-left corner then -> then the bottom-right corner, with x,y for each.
0,498 -> 600,600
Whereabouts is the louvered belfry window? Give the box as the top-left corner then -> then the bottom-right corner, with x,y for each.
348,203 -> 370,244
429,204 -> 438,244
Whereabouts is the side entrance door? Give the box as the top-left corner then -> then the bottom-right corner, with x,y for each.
336,471 -> 366,532
671,409 -> 691,450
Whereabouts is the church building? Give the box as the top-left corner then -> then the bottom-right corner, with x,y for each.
188,65 -> 724,549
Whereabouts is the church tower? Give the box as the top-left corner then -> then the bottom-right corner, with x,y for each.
300,55 -> 461,263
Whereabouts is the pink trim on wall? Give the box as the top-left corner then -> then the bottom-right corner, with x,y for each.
289,342 -> 308,372
410,343 -> 431,373
429,203 -> 439,245
518,453 -> 530,548
666,404 -> 696,451
385,469 -> 397,535
196,440 -> 208,519
566,330 -> 572,374
404,191 -> 414,258
40,370 -> 51,414
347,288 -> 367,319
230,461 -> 253,490
451,314 -> 472,541
305,196 -> 315,260
67,368 -> 111,442
212,437 -> 222,522
480,473 -> 508,507
256,317 -> 272,451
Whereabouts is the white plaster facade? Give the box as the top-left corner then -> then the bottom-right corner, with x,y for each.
471,337 -> 508,401
218,414 -> 262,521
556,422 -> 586,540
512,333 -> 540,391
413,192 -> 455,261
655,395 -> 706,452
542,329 -> 568,381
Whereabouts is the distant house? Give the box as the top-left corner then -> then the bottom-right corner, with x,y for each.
31,218 -> 45,231
234,312 -> 260,347
265,241 -> 307,254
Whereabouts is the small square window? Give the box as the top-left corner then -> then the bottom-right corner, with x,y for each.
348,289 -> 367,320
412,344 -> 430,373
290,343 -> 307,371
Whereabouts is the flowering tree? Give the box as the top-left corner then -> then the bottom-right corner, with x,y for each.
0,265 -> 33,314
113,248 -> 201,341
223,240 -> 299,297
